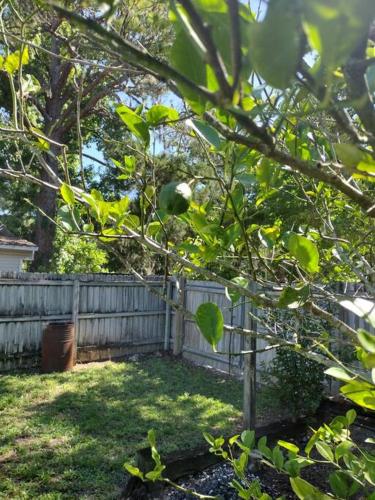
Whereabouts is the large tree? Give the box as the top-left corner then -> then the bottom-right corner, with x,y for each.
0,0 -> 374,495
0,0 -> 171,269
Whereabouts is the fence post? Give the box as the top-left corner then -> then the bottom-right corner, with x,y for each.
173,276 -> 186,356
164,279 -> 172,351
72,279 -> 80,362
243,283 -> 257,429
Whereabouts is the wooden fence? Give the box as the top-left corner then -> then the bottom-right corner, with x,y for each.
169,279 -> 274,376
0,273 -> 372,379
0,272 -> 166,370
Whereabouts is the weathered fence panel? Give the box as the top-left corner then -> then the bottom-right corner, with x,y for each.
0,272 -> 372,376
0,272 -> 166,369
172,280 -> 275,378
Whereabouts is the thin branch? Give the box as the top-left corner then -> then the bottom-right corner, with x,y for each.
178,0 -> 232,98
227,0 -> 241,93
204,112 -> 375,217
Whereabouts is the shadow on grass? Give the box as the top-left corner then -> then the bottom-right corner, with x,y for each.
31,356 -> 243,437
0,356 -> 243,498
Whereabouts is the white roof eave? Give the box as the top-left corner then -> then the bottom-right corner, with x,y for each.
0,244 -> 38,252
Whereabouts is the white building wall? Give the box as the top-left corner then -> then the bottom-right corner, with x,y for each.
0,252 -> 24,271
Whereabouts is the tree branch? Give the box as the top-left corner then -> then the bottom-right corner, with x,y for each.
344,39 -> 375,147
204,112 -> 375,217
178,0 -> 233,98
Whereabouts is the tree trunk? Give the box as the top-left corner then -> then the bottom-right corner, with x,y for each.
30,147 -> 59,271
30,32 -> 63,272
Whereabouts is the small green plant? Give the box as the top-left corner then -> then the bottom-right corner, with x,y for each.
125,429 -> 272,499
125,323 -> 375,499
261,312 -> 325,420
261,348 -> 324,420
125,408 -> 375,499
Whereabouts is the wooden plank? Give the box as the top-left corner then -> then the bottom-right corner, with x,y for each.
71,280 -> 80,363
164,280 -> 172,350
0,314 -> 72,323
173,276 -> 186,356
0,310 -> 165,323
243,285 -> 257,430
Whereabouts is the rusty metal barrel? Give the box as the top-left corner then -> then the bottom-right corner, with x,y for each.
41,322 -> 75,373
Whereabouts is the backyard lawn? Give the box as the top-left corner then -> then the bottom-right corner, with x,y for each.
0,356 -> 244,499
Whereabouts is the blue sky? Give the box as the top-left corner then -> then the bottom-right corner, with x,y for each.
83,0 -> 266,174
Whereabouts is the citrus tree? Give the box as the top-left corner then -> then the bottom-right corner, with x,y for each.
0,0 -> 374,497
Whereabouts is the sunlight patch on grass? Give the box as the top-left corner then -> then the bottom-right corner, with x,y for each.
0,356 -> 243,499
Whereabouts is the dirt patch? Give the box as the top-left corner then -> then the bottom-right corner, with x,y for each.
0,450 -> 17,463
14,436 -> 38,447
73,360 -> 116,371
47,437 -> 68,448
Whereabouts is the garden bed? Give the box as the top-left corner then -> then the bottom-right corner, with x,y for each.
0,354 -> 274,499
152,400 -> 374,499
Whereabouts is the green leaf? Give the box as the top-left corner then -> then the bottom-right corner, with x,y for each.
248,0 -> 300,89
3,47 -> 29,74
335,440 -> 353,460
60,184 -> 76,206
334,143 -> 365,168
116,104 -> 150,145
278,440 -> 299,454
99,228 -> 119,243
203,432 -> 215,446
284,459 -> 301,477
147,429 -> 156,448
362,352 -> 375,369
124,156 -> 136,172
57,205 -> 80,232
235,173 -> 257,188
193,0 -> 253,81
258,226 -> 280,249
229,434 -> 240,446
329,472 -> 349,499
256,159 -> 279,189
334,144 -> 375,181
315,441 -> 334,462
324,366 -> 353,382
272,446 -> 284,470
278,285 -> 309,309
225,277 -> 249,304
257,436 -> 272,460
305,432 -> 319,456
302,0 -> 374,71
287,233 -> 320,274
31,127 -> 50,151
358,329 -> 375,353
345,409 -> 357,426
124,464 -> 144,480
241,430 -> 255,450
340,380 -> 375,410
188,119 -> 221,149
146,104 -> 179,126
290,477 -> 331,500
339,298 -> 375,329
170,6 -> 208,113
145,464 -> 165,481
195,302 -> 224,350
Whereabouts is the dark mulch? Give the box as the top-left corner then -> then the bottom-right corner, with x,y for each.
149,402 -> 374,499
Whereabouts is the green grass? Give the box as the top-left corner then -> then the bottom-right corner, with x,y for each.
0,356 -> 243,499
